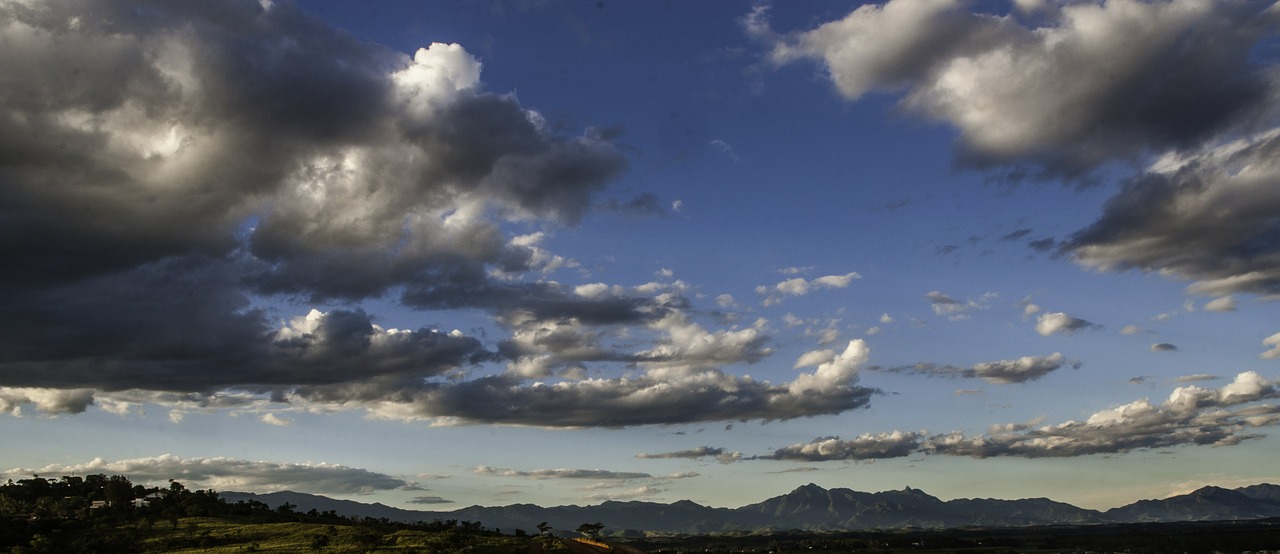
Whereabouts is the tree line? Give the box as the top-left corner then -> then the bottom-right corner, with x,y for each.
0,474 -> 506,553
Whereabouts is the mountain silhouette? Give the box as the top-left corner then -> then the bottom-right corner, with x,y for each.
221,482 -> 1280,534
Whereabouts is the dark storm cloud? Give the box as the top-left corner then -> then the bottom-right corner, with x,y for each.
1064,131 -> 1280,296
0,259 -> 489,392
0,0 -> 641,403
757,0 -> 1280,179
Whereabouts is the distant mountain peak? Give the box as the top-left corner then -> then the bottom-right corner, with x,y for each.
221,482 -> 1280,534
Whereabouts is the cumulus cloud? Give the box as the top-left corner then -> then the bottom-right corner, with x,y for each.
3,454 -> 419,495
761,431 -> 923,461
968,353 -> 1068,384
260,413 -> 293,426
1262,332 -> 1280,359
924,371 -> 1280,457
0,1 -> 631,395
0,388 -> 95,416
761,372 -> 1280,461
0,1 -> 894,430
757,0 -> 1280,178
635,446 -> 743,464
1035,312 -> 1100,336
1065,130 -> 1280,297
756,271 -> 860,305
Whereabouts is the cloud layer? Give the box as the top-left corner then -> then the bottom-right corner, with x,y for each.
762,371 -> 1280,461
0,0 -> 884,428
757,0 -> 1279,178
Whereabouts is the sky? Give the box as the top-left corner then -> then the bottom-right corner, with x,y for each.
2,0 -> 1280,513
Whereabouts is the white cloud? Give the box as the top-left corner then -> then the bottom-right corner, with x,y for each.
1262,332 -> 1280,359
763,431 -> 923,461
260,413 -> 293,426
1121,325 -> 1150,335
969,353 -> 1066,384
1204,296 -> 1238,312
763,0 -> 1278,178
1036,312 -> 1099,336
0,388 -> 95,416
757,272 -> 860,304
793,348 -> 836,369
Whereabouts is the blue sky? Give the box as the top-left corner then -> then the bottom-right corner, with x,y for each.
2,0 -> 1279,512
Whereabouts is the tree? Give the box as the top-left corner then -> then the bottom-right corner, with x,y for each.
575,522 -> 604,540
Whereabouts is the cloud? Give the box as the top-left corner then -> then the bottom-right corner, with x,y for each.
1151,343 -> 1179,352
1035,312 -> 1100,336
967,353 -> 1068,384
764,372 -> 1280,461
1204,296 -> 1238,312
0,388 -> 95,416
924,371 -> 1280,458
925,291 -> 994,321
873,353 -> 1067,384
408,496 -> 453,505
0,1 -> 886,430
473,466 -> 653,480
635,446 -> 743,464
584,486 -> 666,502
260,413 -> 293,426
1176,374 -> 1219,383
756,272 -> 860,305
1262,332 -> 1280,359
1121,325 -> 1151,335
0,0 -> 656,411
761,431 -> 923,461
1065,130 -> 1280,297
2,454 -> 420,495
758,0 -> 1279,178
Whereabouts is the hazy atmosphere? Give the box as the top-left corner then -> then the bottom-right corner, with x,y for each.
2,0 -> 1279,512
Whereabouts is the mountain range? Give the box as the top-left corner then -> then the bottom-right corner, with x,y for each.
220,482 -> 1280,535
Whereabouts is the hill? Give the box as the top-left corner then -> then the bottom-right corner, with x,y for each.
222,482 -> 1280,534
